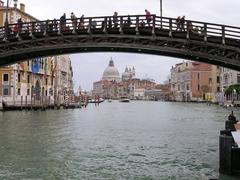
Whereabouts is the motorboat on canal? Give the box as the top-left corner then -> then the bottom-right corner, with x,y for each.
88,98 -> 104,103
119,97 -> 130,103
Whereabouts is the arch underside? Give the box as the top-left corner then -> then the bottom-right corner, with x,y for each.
0,34 -> 240,71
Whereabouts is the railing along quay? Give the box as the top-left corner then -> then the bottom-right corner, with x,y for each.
0,15 -> 240,46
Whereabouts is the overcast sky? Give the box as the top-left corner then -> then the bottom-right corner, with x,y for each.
14,0 -> 240,90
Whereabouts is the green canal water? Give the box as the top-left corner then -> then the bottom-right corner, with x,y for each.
0,101 -> 239,180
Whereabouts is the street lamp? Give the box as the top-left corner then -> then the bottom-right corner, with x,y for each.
4,0 -> 9,37
13,0 -> 18,23
160,0 -> 162,28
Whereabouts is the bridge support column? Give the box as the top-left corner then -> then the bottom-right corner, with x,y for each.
152,15 -> 156,36
43,21 -> 48,36
169,19 -> 172,38
119,17 -> 123,34
204,23 -> 207,42
222,26 -> 225,45
103,17 -> 107,34
87,18 -> 92,34
186,21 -> 190,40
135,16 -> 139,35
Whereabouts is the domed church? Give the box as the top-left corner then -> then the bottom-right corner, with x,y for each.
102,57 -> 121,82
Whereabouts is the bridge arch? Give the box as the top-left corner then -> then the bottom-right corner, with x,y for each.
0,15 -> 240,70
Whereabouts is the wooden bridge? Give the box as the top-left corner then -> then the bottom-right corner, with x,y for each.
0,15 -> 240,70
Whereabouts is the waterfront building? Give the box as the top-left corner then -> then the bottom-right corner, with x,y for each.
220,68 -> 240,103
92,58 -> 156,99
133,88 -> 145,100
0,2 -> 55,107
221,68 -> 240,89
170,61 -> 219,102
170,62 -> 192,101
53,55 -> 74,105
0,2 -> 74,107
122,66 -> 135,81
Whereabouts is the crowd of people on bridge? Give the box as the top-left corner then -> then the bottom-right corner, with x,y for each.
2,10 -> 207,38
56,9 -> 154,30
176,15 -> 204,35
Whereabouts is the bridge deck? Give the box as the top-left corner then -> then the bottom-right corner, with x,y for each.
0,15 -> 239,70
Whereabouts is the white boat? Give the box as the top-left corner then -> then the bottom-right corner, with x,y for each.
119,97 -> 130,102
88,98 -> 104,103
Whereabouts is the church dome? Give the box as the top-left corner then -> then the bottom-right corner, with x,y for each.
102,58 -> 120,82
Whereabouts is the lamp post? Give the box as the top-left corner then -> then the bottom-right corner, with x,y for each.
13,0 -> 18,23
4,0 -> 9,37
160,0 -> 162,28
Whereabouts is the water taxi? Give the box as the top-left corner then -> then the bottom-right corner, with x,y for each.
119,97 -> 130,103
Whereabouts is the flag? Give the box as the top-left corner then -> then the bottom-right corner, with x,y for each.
32,58 -> 41,73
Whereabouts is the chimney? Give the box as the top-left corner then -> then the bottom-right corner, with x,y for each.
20,3 -> 25,12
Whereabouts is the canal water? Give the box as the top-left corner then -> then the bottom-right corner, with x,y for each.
0,101 -> 239,180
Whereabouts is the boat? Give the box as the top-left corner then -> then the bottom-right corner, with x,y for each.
108,99 -> 112,102
119,97 -> 130,103
88,98 -> 104,103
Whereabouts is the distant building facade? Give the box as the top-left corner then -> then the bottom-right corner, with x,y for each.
93,58 -> 156,99
170,61 -> 220,102
54,55 -> 74,105
0,2 -> 73,107
220,68 -> 240,104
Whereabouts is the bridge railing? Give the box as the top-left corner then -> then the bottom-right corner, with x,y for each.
0,15 -> 240,44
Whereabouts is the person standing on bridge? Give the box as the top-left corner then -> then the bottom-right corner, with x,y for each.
79,15 -> 85,29
71,12 -> 77,28
180,16 -> 185,31
60,13 -> 66,30
145,9 -> 152,26
113,12 -> 118,28
53,19 -> 58,31
17,18 -> 23,34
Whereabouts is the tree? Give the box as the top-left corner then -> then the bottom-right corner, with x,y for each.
224,84 -> 240,95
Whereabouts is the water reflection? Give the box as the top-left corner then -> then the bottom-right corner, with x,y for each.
0,101 -> 239,179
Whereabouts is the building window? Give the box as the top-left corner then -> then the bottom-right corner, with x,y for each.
31,86 -> 34,97
217,86 -> 220,92
3,74 -> 9,82
45,78 -> 48,85
209,78 -> 212,84
27,75 -> 30,83
198,84 -> 200,91
45,90 -> 48,96
18,73 -> 21,83
224,75 -> 228,84
217,76 -> 220,83
3,87 -> 9,96
17,88 -> 21,95
237,74 -> 240,84
197,73 -> 200,80
186,84 -> 190,91
27,89 -> 30,95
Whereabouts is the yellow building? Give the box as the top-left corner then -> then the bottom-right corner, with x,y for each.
0,1 -> 55,107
